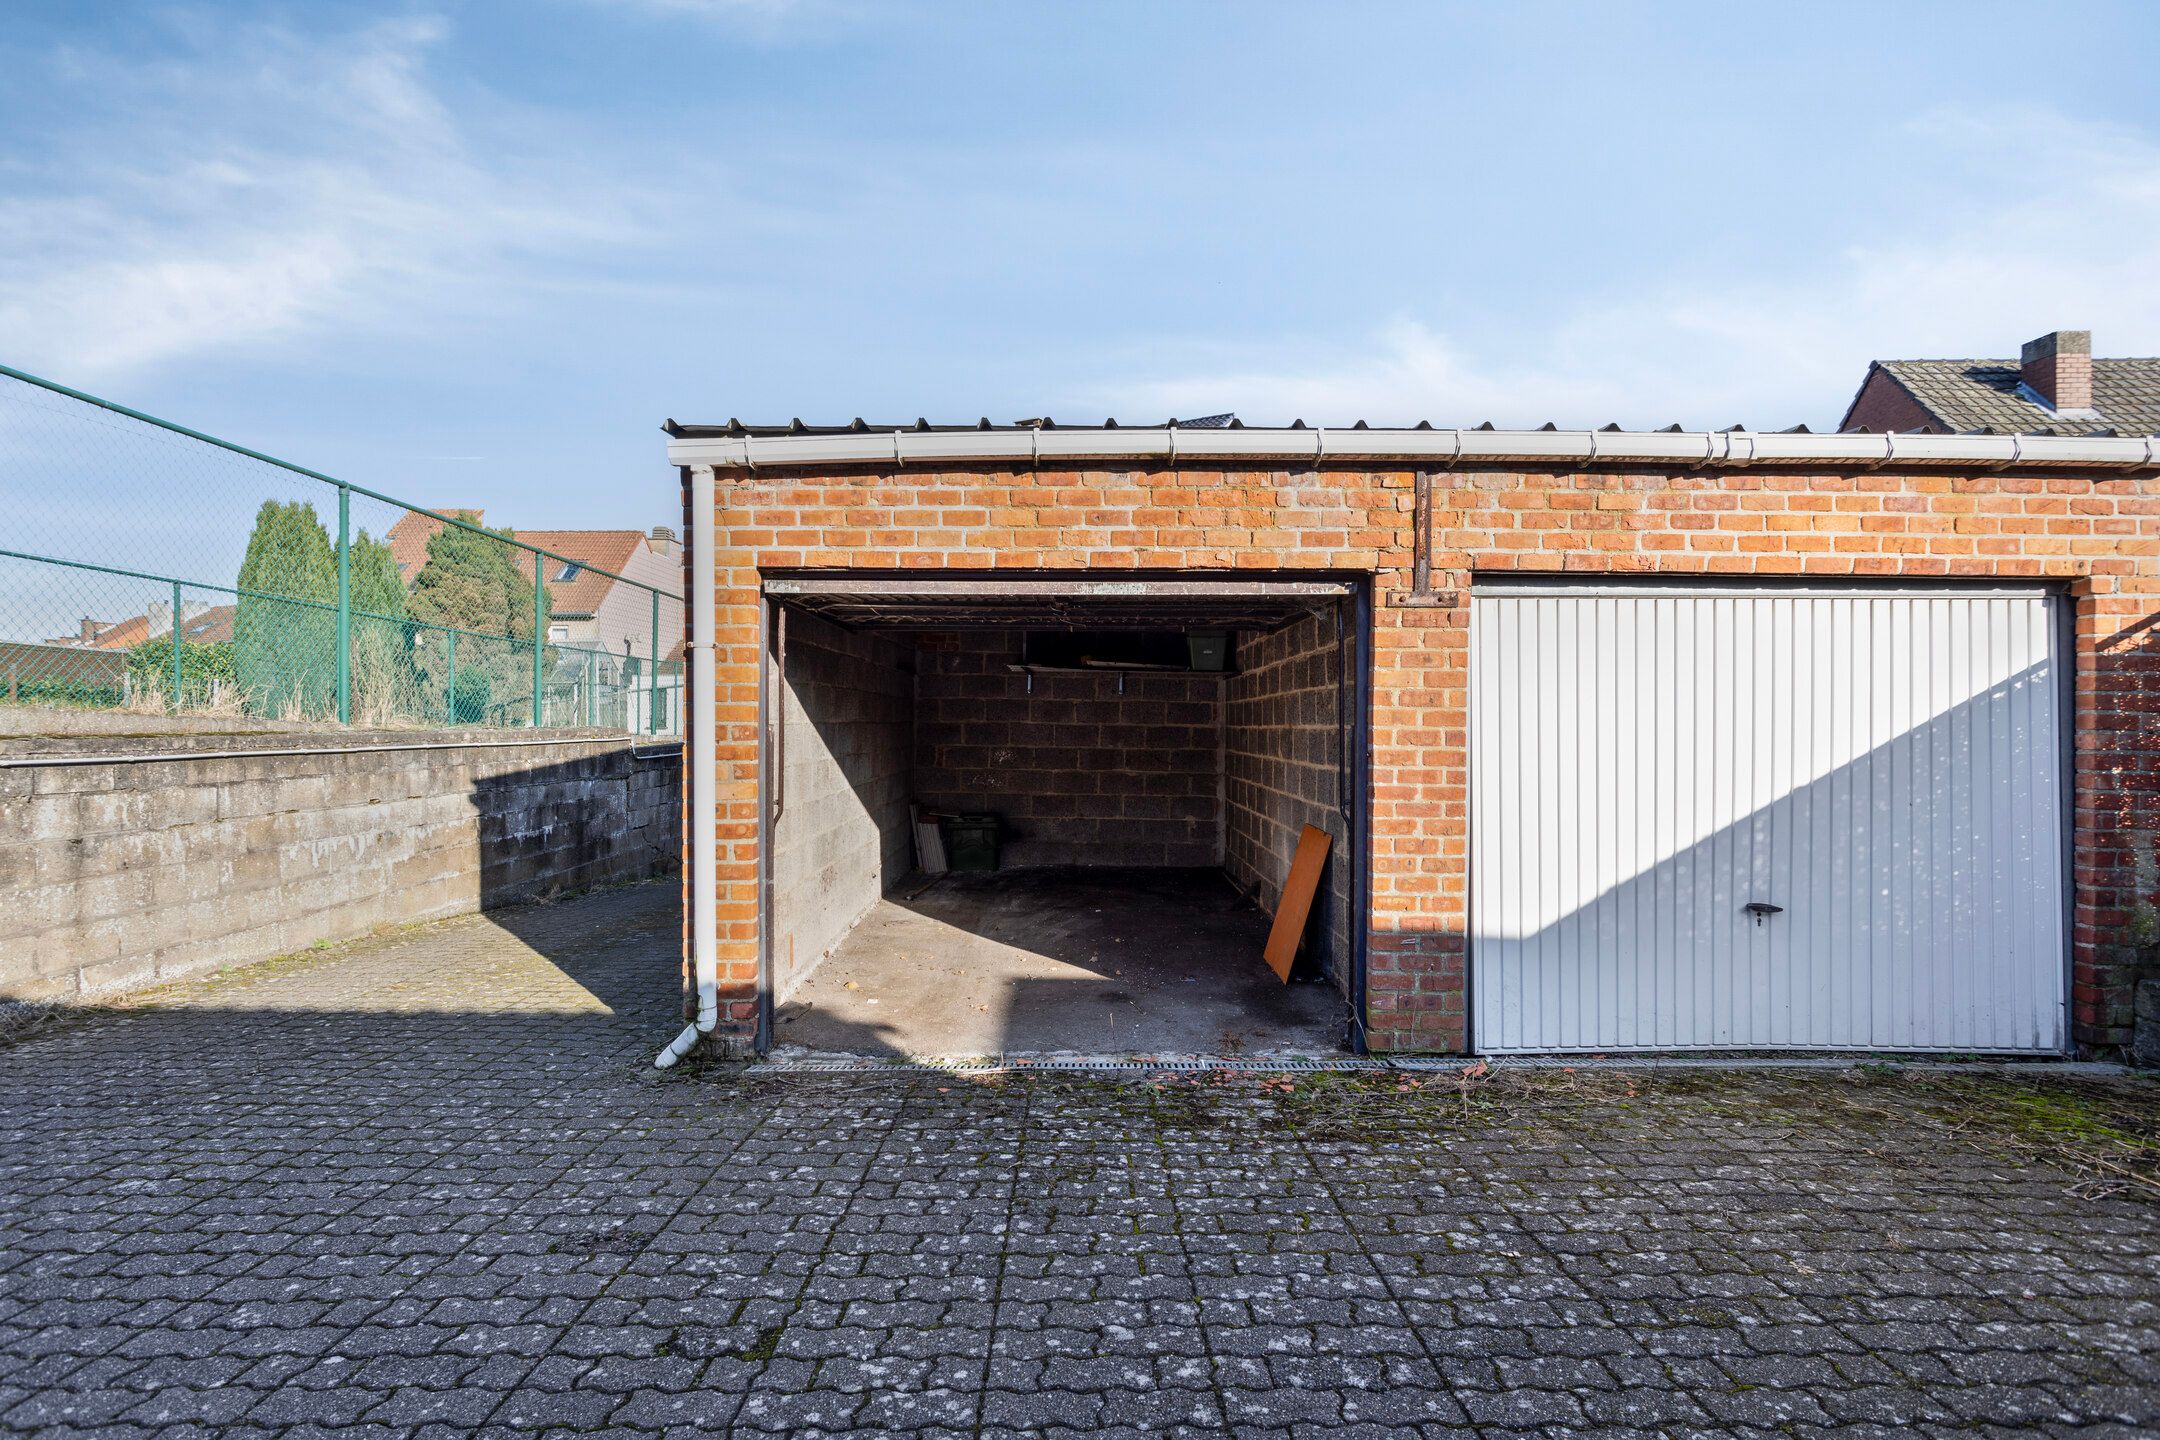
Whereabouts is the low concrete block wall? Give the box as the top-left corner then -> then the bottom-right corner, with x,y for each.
0,730 -> 681,1004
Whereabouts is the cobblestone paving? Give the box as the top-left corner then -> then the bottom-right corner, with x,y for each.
6,881 -> 2159,1439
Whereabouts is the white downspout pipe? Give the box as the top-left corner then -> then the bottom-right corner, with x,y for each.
657,462 -> 721,1068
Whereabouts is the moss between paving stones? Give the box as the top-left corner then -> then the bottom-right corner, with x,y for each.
693,1060 -> 2160,1204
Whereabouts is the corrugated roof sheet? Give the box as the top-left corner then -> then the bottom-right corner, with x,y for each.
1865,357 -> 2160,437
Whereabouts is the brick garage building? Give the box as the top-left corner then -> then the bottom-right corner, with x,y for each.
657,419 -> 2160,1062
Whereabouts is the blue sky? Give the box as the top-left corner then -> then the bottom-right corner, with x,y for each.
4,0 -> 2159,534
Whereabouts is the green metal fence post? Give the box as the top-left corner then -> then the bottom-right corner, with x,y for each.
649,588 -> 661,734
532,562 -> 545,728
170,580 -> 184,710
584,648 -> 595,727
446,630 -> 457,725
335,483 -> 351,724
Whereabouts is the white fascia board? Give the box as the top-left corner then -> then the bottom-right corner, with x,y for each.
666,427 -> 2160,471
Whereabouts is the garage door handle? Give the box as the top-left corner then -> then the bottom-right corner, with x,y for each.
1744,901 -> 1784,926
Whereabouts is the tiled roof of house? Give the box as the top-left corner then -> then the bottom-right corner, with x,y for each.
1866,357 -> 2160,436
77,618 -> 149,650
385,509 -> 485,584
85,603 -> 237,652
387,514 -> 657,618
511,531 -> 646,619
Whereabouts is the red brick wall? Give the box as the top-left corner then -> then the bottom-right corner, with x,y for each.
1841,369 -> 1945,434
696,461 -> 2160,1055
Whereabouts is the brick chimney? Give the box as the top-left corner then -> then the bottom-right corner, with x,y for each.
2019,330 -> 2092,412
648,525 -> 679,557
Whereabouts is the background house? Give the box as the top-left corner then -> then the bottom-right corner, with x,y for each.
40,603 -> 235,651
1842,329 -> 2160,435
86,603 -> 234,652
385,509 -> 685,732
386,511 -> 684,661
512,528 -> 685,664
385,507 -> 484,585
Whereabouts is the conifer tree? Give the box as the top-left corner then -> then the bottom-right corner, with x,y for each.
348,529 -> 419,721
232,500 -> 336,717
407,515 -> 550,724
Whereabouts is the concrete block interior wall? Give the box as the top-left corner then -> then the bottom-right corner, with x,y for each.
1225,612 -> 1352,999
912,631 -> 1221,868
765,616 -> 1349,1006
767,612 -> 913,1002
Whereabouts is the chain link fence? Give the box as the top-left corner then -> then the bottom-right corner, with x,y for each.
0,363 -> 683,735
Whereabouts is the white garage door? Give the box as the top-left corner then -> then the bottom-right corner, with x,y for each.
1470,584 -> 2067,1054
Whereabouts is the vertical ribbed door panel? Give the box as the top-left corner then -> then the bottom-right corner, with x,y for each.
1469,586 -> 2066,1054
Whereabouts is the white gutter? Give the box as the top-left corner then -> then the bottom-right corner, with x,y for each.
656,462 -> 722,1069
667,426 -> 2160,473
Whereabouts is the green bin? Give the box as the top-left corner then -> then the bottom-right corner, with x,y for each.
943,813 -> 1001,872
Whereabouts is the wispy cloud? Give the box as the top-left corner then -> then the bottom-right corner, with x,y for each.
0,14 -> 659,380
588,0 -> 806,13
1103,108 -> 2160,430
563,0 -> 844,35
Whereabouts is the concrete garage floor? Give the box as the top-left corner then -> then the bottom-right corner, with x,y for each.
774,867 -> 1348,1059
